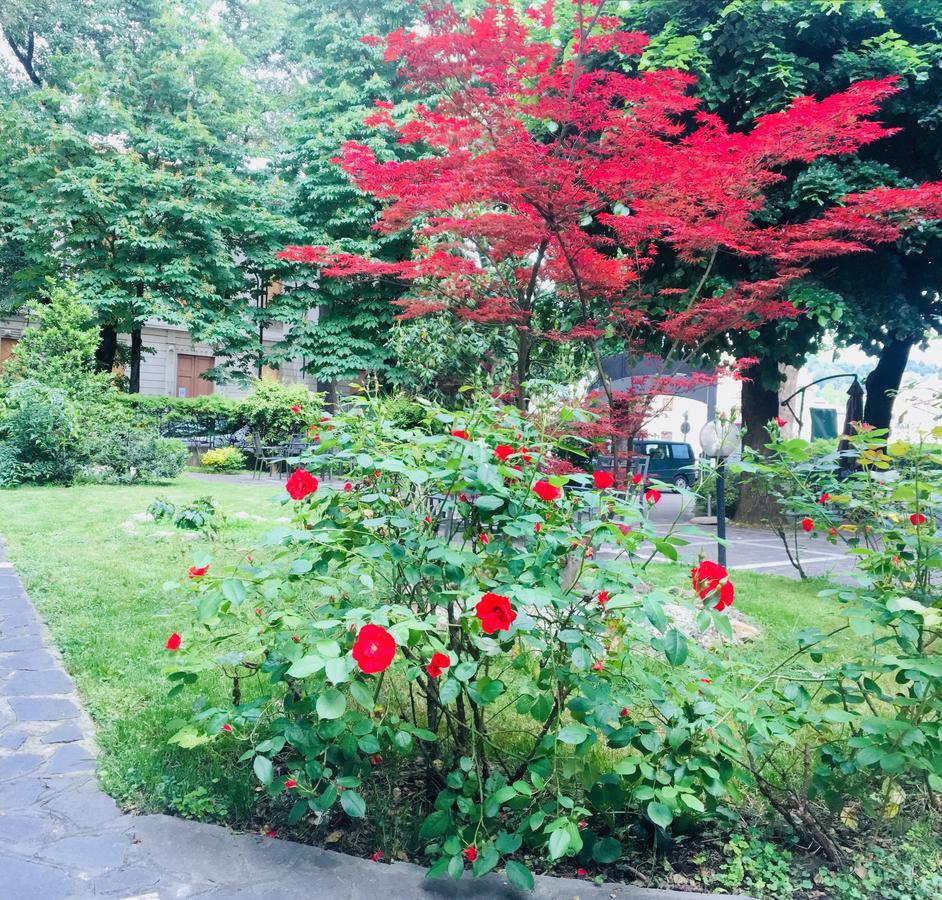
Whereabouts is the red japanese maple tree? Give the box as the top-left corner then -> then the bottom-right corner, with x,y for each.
281,0 -> 942,455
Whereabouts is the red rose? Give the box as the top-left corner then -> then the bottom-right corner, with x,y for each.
620,707 -> 629,718
369,754 -> 383,766
475,592 -> 517,634
424,515 -> 432,524
285,779 -> 297,789
534,522 -> 541,533
370,851 -> 384,862
801,517 -> 814,532
462,846 -> 478,862
290,404 -> 302,414
592,660 -> 604,671
592,470 -> 614,490
286,468 -> 319,500
828,527 -> 838,536
597,590 -> 609,607
533,480 -> 561,502
479,532 -> 490,545
320,416 -> 330,423
644,488 -> 661,504
818,493 -> 830,504
344,482 -> 352,492
774,416 -> 788,427
518,446 -> 532,462
222,723 -> 233,733
188,564 -> 209,579
616,523 -> 632,535
352,624 -> 397,674
576,868 -> 588,876
911,512 -> 926,525
494,444 -> 514,461
165,632 -> 181,651
426,652 -> 451,678
451,429 -> 470,440
632,472 -> 643,485
691,559 -> 735,612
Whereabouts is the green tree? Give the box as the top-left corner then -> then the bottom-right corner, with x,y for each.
0,1 -> 300,391
625,0 -> 942,518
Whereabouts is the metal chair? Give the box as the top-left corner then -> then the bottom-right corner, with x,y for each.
252,434 -> 287,480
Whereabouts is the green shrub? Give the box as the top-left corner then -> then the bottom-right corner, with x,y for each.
0,441 -> 22,487
79,404 -> 187,483
115,394 -> 248,438
0,380 -> 83,484
200,446 -> 246,472
241,379 -> 321,444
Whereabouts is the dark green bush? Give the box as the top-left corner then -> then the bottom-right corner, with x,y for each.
0,381 -> 82,484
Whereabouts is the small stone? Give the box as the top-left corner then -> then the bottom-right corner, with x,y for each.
2,668 -> 76,696
46,743 -> 96,775
9,697 -> 79,721
41,722 -> 84,744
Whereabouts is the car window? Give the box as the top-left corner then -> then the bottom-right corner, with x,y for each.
671,443 -> 692,460
644,443 -> 668,460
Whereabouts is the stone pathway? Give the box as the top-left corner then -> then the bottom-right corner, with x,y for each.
0,537 -> 749,900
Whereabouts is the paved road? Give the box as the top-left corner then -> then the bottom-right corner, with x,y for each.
640,494 -> 856,580
0,537 -> 750,899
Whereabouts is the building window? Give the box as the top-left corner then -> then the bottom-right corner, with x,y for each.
176,354 -> 214,397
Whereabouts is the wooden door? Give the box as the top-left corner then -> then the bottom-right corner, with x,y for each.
0,337 -> 18,370
176,354 -> 214,397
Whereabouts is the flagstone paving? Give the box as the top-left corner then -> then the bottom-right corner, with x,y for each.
0,536 -> 750,900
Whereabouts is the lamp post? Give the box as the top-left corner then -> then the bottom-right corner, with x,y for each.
698,420 -> 741,568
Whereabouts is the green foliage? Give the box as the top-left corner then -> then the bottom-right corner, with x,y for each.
79,403 -> 187,484
168,388 -> 741,883
1,281 -> 111,397
697,831 -> 796,899
115,394 -> 250,439
240,379 -> 320,444
0,380 -> 81,484
200,447 -> 246,472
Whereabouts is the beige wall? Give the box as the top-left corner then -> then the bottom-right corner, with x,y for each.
0,314 -> 317,398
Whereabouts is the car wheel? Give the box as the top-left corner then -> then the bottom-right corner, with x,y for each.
673,475 -> 688,491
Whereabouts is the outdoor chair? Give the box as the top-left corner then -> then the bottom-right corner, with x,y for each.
252,434 -> 287,480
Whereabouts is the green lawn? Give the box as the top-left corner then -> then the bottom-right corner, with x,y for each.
0,476 -> 843,825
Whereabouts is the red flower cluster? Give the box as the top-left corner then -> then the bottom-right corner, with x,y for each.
801,517 -> 814,532
188,564 -> 209,579
494,444 -> 514,461
426,652 -> 451,678
592,470 -> 614,490
532,480 -> 561,502
691,560 -> 734,612
352,624 -> 397,674
462,846 -> 478,862
290,404 -> 302,414
475,592 -> 517,634
286,468 -> 318,500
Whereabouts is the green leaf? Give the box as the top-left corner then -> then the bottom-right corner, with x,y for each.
288,655 -> 323,678
253,755 -> 273,786
647,801 -> 673,828
505,860 -> 534,891
220,578 -> 247,604
557,725 -> 590,745
340,789 -> 366,818
350,681 -> 373,708
548,828 -> 571,860
474,495 -> 504,510
316,688 -> 347,720
438,677 -> 460,705
662,629 -> 688,666
419,809 -> 451,840
592,836 -> 622,863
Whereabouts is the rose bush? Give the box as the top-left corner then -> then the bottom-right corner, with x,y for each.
165,390 -> 738,886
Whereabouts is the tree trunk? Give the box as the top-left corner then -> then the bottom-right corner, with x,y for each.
515,328 -> 531,411
129,328 -> 142,393
863,337 -> 913,433
95,325 -> 118,373
734,363 -> 783,525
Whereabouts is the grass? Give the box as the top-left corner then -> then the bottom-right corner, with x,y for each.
0,475 -> 848,830
0,474 -> 288,823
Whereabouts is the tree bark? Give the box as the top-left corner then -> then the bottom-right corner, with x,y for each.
734,363 -> 783,525
515,328 -> 531,411
95,325 -> 118,373
863,337 -> 913,433
129,328 -> 142,393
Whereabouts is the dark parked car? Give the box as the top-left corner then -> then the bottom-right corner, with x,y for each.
632,439 -> 697,490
